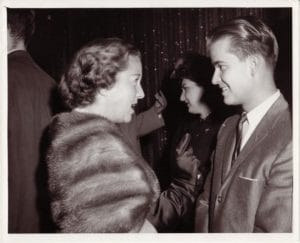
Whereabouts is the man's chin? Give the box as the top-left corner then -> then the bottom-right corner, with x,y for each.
223,96 -> 234,105
188,108 -> 197,114
122,114 -> 133,123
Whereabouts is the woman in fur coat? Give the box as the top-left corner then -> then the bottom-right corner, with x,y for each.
46,38 -> 160,233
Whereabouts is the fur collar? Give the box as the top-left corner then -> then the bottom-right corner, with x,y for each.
47,111 -> 160,232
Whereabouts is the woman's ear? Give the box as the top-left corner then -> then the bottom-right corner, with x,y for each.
93,89 -> 109,105
97,88 -> 109,97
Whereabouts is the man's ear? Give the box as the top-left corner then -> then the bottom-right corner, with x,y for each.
247,54 -> 261,77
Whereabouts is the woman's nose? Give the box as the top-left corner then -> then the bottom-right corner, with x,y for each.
136,83 -> 145,99
180,91 -> 185,102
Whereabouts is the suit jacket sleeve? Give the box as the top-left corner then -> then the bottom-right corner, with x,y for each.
194,168 -> 212,232
254,141 -> 293,232
194,149 -> 216,233
134,106 -> 165,137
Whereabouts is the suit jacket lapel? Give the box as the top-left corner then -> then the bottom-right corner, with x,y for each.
221,125 -> 237,182
223,95 -> 288,182
219,115 -> 239,183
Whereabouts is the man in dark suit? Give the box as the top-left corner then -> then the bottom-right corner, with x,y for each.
195,16 -> 292,232
8,9 -> 56,232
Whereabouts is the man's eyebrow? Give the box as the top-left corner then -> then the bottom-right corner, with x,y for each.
213,61 -> 228,68
212,60 -> 221,66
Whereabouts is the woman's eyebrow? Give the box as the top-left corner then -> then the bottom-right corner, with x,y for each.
131,74 -> 141,77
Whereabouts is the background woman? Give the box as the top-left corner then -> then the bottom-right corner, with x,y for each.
148,52 -> 234,232
173,52 -> 232,194
46,38 -> 160,233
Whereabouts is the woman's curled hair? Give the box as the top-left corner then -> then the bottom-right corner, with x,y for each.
59,38 -> 141,109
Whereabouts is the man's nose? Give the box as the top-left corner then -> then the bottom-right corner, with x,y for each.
211,69 -> 220,85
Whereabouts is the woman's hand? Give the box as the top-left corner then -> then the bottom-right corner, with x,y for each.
176,133 -> 191,156
176,147 -> 200,177
153,90 -> 167,114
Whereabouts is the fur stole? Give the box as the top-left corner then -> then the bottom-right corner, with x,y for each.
46,111 -> 160,233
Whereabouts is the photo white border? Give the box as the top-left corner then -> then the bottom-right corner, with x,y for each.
0,1 -> 299,243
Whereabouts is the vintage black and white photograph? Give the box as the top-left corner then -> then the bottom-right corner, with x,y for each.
0,0 -> 299,242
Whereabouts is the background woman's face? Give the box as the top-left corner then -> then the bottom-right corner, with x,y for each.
180,78 -> 204,114
105,55 -> 144,123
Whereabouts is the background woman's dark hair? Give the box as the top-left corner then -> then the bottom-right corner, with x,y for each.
175,52 -> 224,113
59,37 -> 141,109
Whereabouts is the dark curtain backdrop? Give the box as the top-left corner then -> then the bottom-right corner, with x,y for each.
27,8 -> 292,186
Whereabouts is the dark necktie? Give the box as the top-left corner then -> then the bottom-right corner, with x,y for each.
232,112 -> 248,162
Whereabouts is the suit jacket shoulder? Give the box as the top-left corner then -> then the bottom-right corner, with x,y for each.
209,95 -> 292,232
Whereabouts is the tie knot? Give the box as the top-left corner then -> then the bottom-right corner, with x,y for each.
232,111 -> 248,163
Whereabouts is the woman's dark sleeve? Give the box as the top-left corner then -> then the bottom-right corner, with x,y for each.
147,176 -> 197,232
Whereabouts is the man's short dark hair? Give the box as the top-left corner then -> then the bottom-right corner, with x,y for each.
7,9 -> 35,45
207,16 -> 279,70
